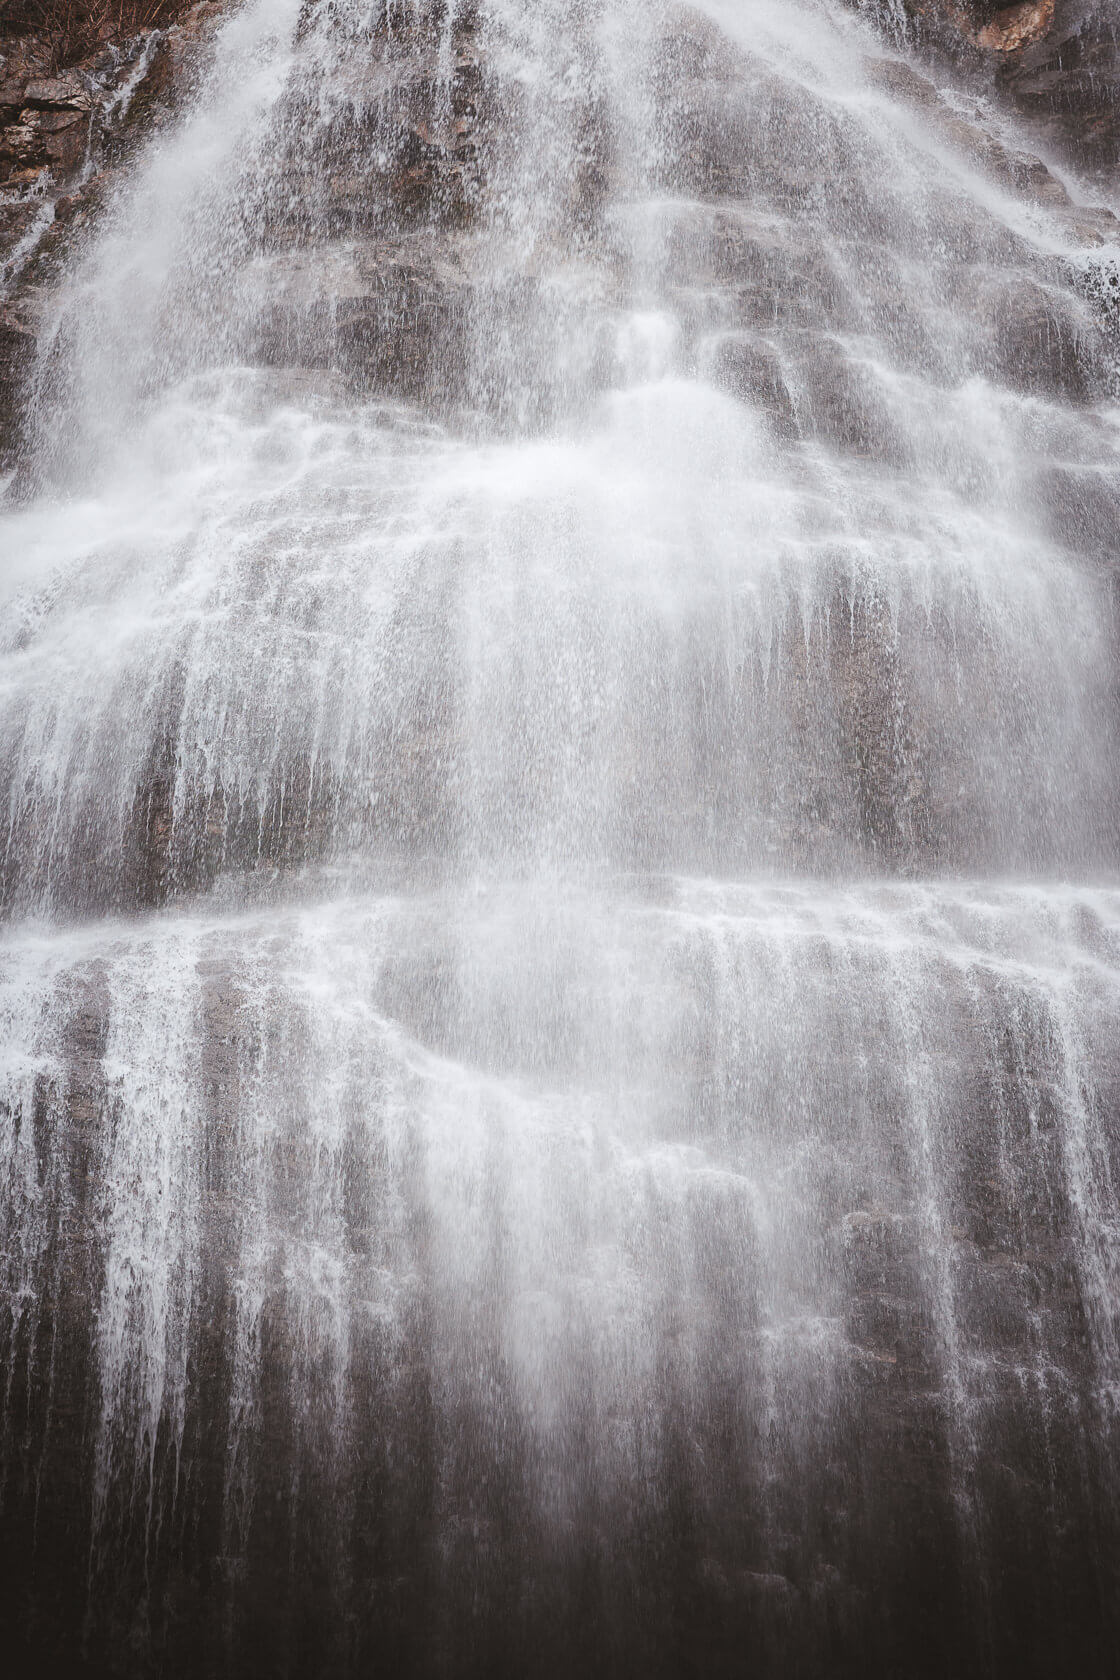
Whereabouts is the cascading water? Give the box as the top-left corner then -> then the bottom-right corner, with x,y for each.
2,1 -> 1119,1674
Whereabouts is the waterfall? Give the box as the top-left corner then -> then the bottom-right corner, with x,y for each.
2,1 -> 1119,1674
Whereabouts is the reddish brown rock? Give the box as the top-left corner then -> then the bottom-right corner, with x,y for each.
976,0 -> 1055,51
0,118 -> 38,161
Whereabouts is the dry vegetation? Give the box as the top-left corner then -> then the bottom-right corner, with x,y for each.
0,0 -> 198,66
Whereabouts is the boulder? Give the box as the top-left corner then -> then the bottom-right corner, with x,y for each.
987,273 -> 1099,401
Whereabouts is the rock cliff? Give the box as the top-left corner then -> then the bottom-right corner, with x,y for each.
1,4 -> 1119,1679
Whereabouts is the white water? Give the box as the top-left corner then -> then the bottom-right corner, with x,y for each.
2,0 -> 1119,1672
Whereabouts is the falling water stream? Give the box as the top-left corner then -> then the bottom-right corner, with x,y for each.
2,1 -> 1120,1674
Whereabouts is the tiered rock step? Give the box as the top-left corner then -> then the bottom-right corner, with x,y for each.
4,2 -> 1119,919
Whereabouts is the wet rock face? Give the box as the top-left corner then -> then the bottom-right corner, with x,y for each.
0,5 -> 228,462
1,2 -> 1120,1679
995,0 -> 1120,174
0,296 -> 30,453
3,889 -> 1120,1680
2,0 -> 1116,467
0,4 -> 224,199
868,0 -> 1120,173
0,71 -> 91,190
3,0 -> 1117,918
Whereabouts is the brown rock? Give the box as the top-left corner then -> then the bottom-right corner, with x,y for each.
986,273 -> 1097,402
52,173 -> 106,224
0,120 -> 41,162
44,122 -> 87,173
2,164 -> 48,187
0,199 -> 39,242
22,74 -> 90,110
976,0 -> 1055,52
862,56 -> 940,106
0,302 -> 35,458
37,108 -> 84,133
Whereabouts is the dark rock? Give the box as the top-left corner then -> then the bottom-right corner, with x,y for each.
0,298 -> 32,457
886,1 -> 1120,179
42,116 -> 85,172
0,10 -> 227,464
988,273 -> 1099,401
704,332 -> 799,435
0,76 -> 26,115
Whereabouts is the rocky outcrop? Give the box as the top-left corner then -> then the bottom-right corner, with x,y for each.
0,3 -> 229,466
866,0 -> 1120,174
994,1 -> 1120,175
975,1 -> 1054,51
4,0 -> 1117,476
